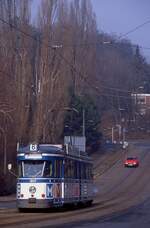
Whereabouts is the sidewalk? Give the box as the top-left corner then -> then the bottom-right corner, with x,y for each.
0,194 -> 16,202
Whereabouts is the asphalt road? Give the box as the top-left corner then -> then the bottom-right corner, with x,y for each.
70,197 -> 150,228
72,141 -> 150,228
0,141 -> 150,227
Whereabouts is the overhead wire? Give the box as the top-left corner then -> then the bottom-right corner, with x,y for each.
1,17 -> 150,51
118,19 -> 150,39
58,18 -> 150,51
0,16 -> 145,99
0,62 -> 132,99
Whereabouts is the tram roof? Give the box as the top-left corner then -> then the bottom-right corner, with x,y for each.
17,144 -> 92,162
17,144 -> 63,154
17,143 -> 89,157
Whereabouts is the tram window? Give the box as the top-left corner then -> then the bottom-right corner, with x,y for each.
70,160 -> 73,178
75,161 -> 79,179
23,161 -> 44,177
77,162 -> 80,179
88,165 -> 91,179
64,159 -> 69,178
90,166 -> 93,179
69,160 -> 72,177
86,165 -> 88,179
87,165 -> 90,179
85,164 -> 91,179
64,159 -> 75,178
44,161 -> 53,177
81,163 -> 86,179
65,159 -> 71,178
67,160 -> 71,177
54,159 -> 62,178
59,160 -> 62,177
70,160 -> 75,178
72,160 -> 75,178
18,162 -> 23,177
87,165 -> 92,179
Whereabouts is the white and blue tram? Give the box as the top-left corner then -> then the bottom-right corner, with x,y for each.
16,143 -> 93,209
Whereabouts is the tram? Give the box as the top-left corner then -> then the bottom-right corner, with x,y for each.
12,142 -> 93,209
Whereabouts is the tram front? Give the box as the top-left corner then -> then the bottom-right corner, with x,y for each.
16,143 -> 63,209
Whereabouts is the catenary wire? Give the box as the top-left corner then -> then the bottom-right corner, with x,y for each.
0,17 -> 142,98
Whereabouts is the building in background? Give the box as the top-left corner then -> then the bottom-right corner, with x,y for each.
131,93 -> 150,115
131,93 -> 150,133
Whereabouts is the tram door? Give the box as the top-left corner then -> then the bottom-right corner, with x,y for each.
53,159 -> 63,199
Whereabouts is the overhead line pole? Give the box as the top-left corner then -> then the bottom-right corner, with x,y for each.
82,109 -> 85,137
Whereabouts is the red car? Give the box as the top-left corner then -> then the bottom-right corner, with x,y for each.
124,157 -> 139,167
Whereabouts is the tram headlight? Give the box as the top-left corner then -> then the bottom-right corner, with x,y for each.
29,186 -> 36,194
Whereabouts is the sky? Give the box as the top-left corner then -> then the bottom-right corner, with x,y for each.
91,0 -> 150,61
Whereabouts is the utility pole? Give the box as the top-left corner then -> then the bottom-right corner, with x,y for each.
123,127 -> 126,143
82,109 -> 85,136
112,127 -> 114,143
118,125 -> 121,142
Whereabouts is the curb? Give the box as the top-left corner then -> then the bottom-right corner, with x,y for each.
0,199 -> 16,203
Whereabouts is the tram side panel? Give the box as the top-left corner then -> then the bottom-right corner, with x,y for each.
63,159 -> 80,204
80,162 -> 93,202
64,181 -> 80,203
63,159 -> 93,204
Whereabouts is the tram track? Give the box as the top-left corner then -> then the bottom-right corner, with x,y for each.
97,147 -> 149,198
93,144 -> 136,180
0,194 -> 135,227
93,147 -> 126,178
0,196 -> 146,227
1,174 -> 150,228
2,187 -> 149,228
0,197 -> 136,228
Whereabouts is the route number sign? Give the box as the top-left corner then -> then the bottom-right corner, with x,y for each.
30,144 -> 38,152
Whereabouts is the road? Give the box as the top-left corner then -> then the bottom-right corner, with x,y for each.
0,141 -> 150,227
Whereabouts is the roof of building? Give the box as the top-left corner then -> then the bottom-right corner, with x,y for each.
131,93 -> 150,96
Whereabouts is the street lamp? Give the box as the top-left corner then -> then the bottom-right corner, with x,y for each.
116,124 -> 121,142
51,45 -> 63,49
102,41 -> 111,44
82,109 -> 85,136
63,107 -> 79,114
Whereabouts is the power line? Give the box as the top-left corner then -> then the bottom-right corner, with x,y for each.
119,19 -> 150,39
57,51 -> 133,97
1,16 -> 150,52
0,64 -> 133,100
1,17 -> 150,52
0,17 -> 136,98
139,46 -> 150,51
0,18 -> 38,41
1,42 -> 150,51
97,84 -> 132,93
54,18 -> 150,51
93,85 -> 132,100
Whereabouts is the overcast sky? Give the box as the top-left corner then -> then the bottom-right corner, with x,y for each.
91,0 -> 150,61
